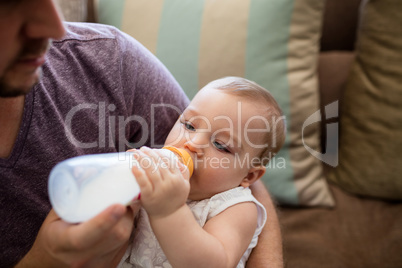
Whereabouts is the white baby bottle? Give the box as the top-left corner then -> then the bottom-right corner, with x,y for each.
48,146 -> 193,223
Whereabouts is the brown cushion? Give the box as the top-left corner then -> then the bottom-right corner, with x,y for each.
280,183 -> 402,268
328,0 -> 402,200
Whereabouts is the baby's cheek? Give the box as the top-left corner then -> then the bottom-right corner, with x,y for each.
165,125 -> 183,146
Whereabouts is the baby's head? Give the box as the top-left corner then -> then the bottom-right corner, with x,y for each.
204,76 -> 286,165
165,76 -> 286,200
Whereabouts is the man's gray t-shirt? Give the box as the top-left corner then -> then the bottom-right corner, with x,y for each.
0,22 -> 189,267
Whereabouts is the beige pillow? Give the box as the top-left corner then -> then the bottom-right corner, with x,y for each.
329,0 -> 402,200
96,0 -> 334,206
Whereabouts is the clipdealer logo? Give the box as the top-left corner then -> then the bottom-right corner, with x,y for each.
302,101 -> 339,167
63,100 -> 337,168
63,102 -> 183,151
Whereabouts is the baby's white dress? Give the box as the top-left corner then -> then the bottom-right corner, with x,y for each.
118,186 -> 267,268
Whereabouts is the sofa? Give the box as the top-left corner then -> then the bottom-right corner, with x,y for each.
59,0 -> 402,267
280,1 -> 402,267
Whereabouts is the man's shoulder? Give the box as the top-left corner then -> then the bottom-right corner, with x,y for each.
55,22 -> 126,43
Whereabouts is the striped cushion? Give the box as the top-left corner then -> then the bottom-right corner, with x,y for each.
56,0 -> 88,22
96,0 -> 334,206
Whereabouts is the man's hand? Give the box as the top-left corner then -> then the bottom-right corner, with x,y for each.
16,203 -> 139,268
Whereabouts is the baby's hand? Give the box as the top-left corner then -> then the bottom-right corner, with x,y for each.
131,147 -> 190,218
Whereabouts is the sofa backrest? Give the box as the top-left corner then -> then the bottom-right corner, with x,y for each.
320,0 -> 362,51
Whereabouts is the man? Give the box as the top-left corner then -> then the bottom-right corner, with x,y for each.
0,1 -> 283,267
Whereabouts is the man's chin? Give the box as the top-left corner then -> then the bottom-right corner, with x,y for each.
0,82 -> 37,98
0,88 -> 32,98
0,70 -> 41,98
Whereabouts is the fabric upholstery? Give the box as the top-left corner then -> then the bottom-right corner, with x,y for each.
328,0 -> 402,200
280,45 -> 402,268
280,183 -> 402,268
320,0 -> 362,51
56,0 -> 88,22
318,52 -> 355,151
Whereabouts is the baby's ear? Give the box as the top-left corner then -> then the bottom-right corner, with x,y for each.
240,166 -> 266,188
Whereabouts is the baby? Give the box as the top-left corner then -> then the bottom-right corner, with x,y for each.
119,76 -> 286,268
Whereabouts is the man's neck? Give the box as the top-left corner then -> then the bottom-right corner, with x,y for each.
0,96 -> 25,159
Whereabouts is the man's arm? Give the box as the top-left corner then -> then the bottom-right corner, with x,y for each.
247,180 -> 284,268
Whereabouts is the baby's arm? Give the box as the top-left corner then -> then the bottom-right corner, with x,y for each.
133,147 -> 258,268
151,201 -> 257,268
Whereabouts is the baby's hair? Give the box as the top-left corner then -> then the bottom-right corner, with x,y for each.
205,76 -> 286,166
